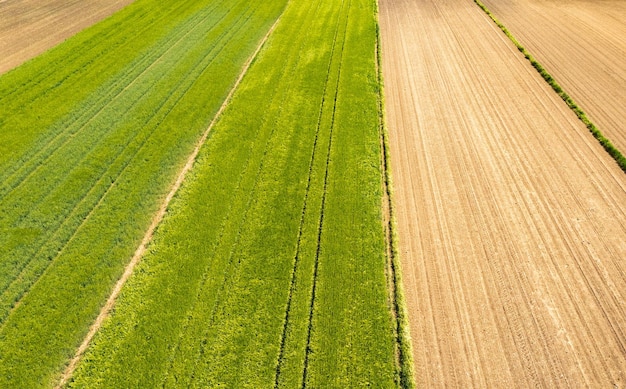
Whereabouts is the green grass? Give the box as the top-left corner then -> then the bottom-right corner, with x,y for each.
67,0 -> 407,386
374,1 -> 416,386
474,0 -> 626,173
0,0 -> 288,386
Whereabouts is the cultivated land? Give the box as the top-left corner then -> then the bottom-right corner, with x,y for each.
481,0 -> 626,155
0,0 -> 290,385
0,0 -> 133,74
379,0 -> 626,386
67,0 -> 404,385
0,0 -> 404,387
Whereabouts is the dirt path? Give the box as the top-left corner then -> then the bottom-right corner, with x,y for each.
0,0 -> 133,74
378,0 -> 626,386
54,15 -> 283,388
481,0 -> 626,156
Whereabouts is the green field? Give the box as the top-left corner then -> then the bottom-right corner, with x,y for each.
0,0 -> 411,387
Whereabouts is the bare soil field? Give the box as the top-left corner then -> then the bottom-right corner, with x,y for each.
379,0 -> 626,386
481,0 -> 626,155
0,0 -> 133,74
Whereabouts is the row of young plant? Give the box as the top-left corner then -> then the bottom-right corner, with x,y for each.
65,0 -> 407,386
474,0 -> 626,173
0,0 -> 288,386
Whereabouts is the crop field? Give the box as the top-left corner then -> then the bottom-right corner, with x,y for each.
0,0 -> 407,387
2,0 -> 626,387
379,0 -> 626,386
480,0 -> 626,159
64,0 -> 405,385
0,0 -> 133,74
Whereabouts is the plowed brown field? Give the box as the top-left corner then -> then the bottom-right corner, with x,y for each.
0,0 -> 133,74
481,0 -> 626,155
379,0 -> 626,386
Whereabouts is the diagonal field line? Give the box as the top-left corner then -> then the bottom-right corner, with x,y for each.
55,14 -> 283,388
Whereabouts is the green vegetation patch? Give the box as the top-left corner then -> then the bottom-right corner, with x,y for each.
67,0 -> 406,386
0,0 -> 287,386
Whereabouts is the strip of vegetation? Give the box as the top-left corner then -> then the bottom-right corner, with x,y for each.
0,0 -> 287,386
474,0 -> 626,173
374,1 -> 416,385
67,0 -> 401,386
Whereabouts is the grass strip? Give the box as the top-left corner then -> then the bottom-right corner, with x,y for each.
374,0 -> 416,386
474,0 -> 626,173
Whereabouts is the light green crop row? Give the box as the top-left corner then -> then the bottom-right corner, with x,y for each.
0,0 -> 287,386
67,0 -> 408,386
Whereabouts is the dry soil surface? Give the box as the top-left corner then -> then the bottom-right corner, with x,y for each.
379,0 -> 626,386
0,0 -> 133,74
482,0 -> 626,156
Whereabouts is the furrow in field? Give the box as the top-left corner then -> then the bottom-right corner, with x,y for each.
0,0 -> 133,74
481,0 -> 626,159
379,0 -> 626,386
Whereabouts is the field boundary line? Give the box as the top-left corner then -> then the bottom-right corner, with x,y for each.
473,0 -> 626,174
55,15 -> 283,388
374,0 -> 415,387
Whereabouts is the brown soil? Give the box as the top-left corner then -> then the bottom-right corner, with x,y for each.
0,0 -> 134,75
378,0 -> 626,386
481,0 -> 626,155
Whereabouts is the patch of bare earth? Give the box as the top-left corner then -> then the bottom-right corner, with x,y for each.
0,0 -> 134,74
378,0 -> 626,386
482,0 -> 626,154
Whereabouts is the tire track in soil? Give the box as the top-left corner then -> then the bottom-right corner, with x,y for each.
54,16 -> 284,388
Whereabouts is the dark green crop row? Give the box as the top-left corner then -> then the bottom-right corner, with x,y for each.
65,0 -> 408,386
474,0 -> 626,173
0,0 -> 287,386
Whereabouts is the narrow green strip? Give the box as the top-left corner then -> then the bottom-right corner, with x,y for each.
474,0 -> 626,173
374,0 -> 416,386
